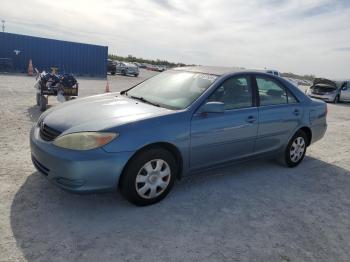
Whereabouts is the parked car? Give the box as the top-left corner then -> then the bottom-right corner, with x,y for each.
146,64 -> 158,71
266,69 -> 281,77
156,65 -> 167,72
107,59 -> 116,75
30,66 -> 327,206
305,78 -> 350,103
285,77 -> 299,87
115,62 -> 139,77
265,69 -> 298,86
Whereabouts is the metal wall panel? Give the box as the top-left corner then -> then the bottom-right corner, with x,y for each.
0,32 -> 107,77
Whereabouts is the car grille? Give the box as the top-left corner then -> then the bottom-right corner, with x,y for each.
32,155 -> 50,176
39,123 -> 62,141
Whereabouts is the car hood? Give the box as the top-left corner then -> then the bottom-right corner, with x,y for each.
312,78 -> 337,90
41,93 -> 171,134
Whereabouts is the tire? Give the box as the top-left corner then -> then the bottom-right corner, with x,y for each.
283,130 -> 308,168
111,71 -> 116,75
36,93 -> 40,106
120,148 -> 177,206
134,74 -> 139,77
122,70 -> 126,76
39,95 -> 47,112
334,95 -> 340,104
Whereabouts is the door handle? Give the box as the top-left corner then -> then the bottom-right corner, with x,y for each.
293,109 -> 300,116
246,115 -> 256,123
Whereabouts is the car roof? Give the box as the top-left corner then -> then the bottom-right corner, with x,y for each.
172,66 -> 265,76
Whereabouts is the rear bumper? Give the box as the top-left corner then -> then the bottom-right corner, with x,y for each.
310,122 -> 327,144
30,125 -> 134,193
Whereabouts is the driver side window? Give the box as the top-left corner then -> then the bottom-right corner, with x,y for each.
207,76 -> 253,110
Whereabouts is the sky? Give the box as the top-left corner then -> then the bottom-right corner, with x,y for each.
1,0 -> 350,78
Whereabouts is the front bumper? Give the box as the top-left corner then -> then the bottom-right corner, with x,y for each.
30,125 -> 134,193
126,68 -> 139,75
307,93 -> 336,102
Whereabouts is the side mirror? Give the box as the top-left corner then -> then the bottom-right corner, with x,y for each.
201,101 -> 225,113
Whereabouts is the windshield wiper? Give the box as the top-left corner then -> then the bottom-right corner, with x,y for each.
129,95 -> 161,107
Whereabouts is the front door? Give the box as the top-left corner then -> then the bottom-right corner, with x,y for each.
190,75 -> 258,170
340,81 -> 350,101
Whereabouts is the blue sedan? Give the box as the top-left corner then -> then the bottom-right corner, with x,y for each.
30,66 -> 327,205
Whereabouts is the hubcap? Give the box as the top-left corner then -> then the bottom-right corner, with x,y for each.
290,136 -> 305,163
135,159 -> 171,199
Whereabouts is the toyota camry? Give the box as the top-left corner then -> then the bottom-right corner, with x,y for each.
30,66 -> 327,206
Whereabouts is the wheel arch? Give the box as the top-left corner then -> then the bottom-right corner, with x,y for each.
119,142 -> 184,187
299,126 -> 312,146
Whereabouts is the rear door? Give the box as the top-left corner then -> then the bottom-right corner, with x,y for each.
190,75 -> 258,170
254,75 -> 302,154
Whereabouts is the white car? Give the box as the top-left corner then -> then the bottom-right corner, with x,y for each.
266,69 -> 281,77
306,78 -> 350,103
116,62 -> 139,77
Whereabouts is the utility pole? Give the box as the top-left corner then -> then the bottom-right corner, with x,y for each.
1,20 -> 5,32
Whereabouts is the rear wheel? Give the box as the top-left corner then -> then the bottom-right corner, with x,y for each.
111,71 -> 116,75
122,70 -> 126,76
283,130 -> 308,167
120,148 -> 177,206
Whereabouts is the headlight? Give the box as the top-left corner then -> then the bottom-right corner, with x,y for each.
53,132 -> 118,150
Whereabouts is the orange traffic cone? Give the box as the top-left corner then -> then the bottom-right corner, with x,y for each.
105,80 -> 110,92
28,59 -> 34,76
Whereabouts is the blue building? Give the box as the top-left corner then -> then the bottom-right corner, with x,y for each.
0,32 -> 107,77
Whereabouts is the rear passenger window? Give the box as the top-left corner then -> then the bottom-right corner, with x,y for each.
257,77 -> 287,106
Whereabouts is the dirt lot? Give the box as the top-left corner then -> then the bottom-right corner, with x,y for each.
1,70 -> 350,262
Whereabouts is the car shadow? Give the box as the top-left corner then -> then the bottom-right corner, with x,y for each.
10,156 -> 350,261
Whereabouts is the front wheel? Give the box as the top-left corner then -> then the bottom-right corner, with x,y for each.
334,95 -> 340,104
120,148 -> 177,206
283,130 -> 308,167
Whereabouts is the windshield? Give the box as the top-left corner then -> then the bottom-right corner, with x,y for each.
125,70 -> 217,109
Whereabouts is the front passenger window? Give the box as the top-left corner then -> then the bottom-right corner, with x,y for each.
257,77 -> 287,106
208,76 -> 253,110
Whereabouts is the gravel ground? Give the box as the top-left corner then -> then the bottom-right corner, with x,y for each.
0,70 -> 350,262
